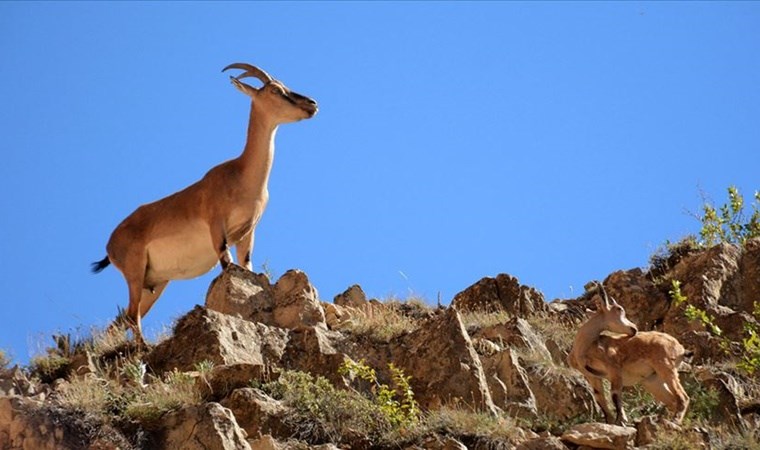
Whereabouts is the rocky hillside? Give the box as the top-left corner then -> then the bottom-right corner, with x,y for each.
1,239 -> 760,449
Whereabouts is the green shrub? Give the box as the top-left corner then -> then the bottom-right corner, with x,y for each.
339,359 -> 419,427
698,186 -> 760,247
262,370 -> 394,444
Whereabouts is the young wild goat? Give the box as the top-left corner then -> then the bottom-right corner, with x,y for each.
92,63 -> 317,345
568,282 -> 690,425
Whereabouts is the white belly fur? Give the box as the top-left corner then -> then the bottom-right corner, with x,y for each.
145,220 -> 218,283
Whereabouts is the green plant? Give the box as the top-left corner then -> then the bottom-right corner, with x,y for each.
669,279 -> 722,336
123,368 -> 200,423
339,359 -> 419,427
698,186 -> 760,247
29,353 -> 71,383
738,302 -> 760,375
262,369 -> 394,444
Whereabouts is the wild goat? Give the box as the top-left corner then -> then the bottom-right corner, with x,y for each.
92,63 -> 317,345
568,283 -> 690,425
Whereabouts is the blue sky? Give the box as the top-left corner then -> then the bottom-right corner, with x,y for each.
1,2 -> 758,363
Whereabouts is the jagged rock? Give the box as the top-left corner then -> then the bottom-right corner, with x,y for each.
207,264 -> 274,320
333,284 -> 368,308
199,363 -> 274,401
282,326 -> 349,385
0,397 -> 130,450
481,348 -> 537,419
272,270 -> 326,329
322,302 -> 351,330
451,273 -> 547,316
516,435 -> 570,450
148,306 -> 289,374
221,389 -> 289,441
665,242 -> 753,341
694,369 -> 744,427
526,367 -> 596,422
0,366 -> 39,398
475,317 -> 552,363
634,415 -> 681,447
561,423 -> 636,450
391,307 -> 499,414
161,402 -> 250,450
207,267 -> 326,330
249,434 -> 279,450
602,269 -> 669,331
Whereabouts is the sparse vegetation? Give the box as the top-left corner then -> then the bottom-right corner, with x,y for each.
342,298 -> 422,342
460,309 -> 511,332
339,359 -> 419,427
0,349 -> 10,369
669,279 -> 722,336
738,301 -> 760,375
698,185 -> 760,247
261,369 -> 396,444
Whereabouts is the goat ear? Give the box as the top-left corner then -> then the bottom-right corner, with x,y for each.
230,77 -> 259,97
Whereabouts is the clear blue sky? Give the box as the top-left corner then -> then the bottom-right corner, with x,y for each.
1,2 -> 758,364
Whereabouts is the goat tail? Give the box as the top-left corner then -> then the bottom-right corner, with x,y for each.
91,256 -> 111,274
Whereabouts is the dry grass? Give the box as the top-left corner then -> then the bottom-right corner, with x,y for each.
460,310 -> 511,333
419,405 -> 524,445
0,349 -> 10,369
342,299 -> 422,343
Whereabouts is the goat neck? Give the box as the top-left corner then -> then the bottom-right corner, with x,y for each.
238,102 -> 278,187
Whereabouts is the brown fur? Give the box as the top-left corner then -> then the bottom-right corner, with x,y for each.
94,63 -> 317,345
568,284 -> 689,425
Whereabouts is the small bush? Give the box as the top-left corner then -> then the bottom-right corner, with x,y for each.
123,368 -> 200,423
460,309 -> 511,333
29,354 -> 72,383
339,359 -> 419,427
262,370 -> 394,444
698,185 -> 760,247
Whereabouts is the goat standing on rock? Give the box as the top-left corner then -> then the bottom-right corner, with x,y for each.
92,63 -> 318,345
568,283 -> 690,425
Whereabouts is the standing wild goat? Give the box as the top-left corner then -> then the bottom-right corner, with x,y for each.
92,63 -> 317,344
568,283 -> 690,425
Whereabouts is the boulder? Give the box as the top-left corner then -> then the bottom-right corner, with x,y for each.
602,269 -> 669,331
451,274 -> 547,316
561,422 -> 636,450
220,388 -> 289,440
206,266 -> 326,330
282,326 -> 349,385
526,367 -> 596,422
207,264 -> 274,320
161,402 -> 250,450
516,435 -> 570,450
333,284 -> 368,308
481,348 -> 537,419
391,308 -> 499,414
147,306 -> 289,374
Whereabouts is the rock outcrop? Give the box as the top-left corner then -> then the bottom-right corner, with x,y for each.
2,240 -> 760,449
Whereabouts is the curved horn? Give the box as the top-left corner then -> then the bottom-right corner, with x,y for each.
596,281 -> 613,310
222,63 -> 273,84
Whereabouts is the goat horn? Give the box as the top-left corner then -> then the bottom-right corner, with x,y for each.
222,63 -> 273,84
596,281 -> 613,309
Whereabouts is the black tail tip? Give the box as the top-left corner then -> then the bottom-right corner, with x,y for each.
91,256 -> 111,274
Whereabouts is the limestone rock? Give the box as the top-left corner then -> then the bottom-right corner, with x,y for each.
481,348 -> 537,419
516,435 -> 570,450
207,264 -> 274,320
392,307 -> 498,414
207,266 -> 327,330
602,269 -> 669,331
333,284 -> 368,308
475,317 -> 552,363
527,367 -> 596,422
161,402 -> 250,450
561,422 -> 636,450
148,306 -> 289,374
272,270 -> 326,329
199,363 -> 274,401
451,273 -> 547,316
282,326 -> 349,385
220,388 -> 289,441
